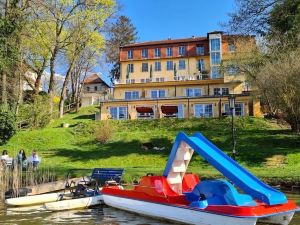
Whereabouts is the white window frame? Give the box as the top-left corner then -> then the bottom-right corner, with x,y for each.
154,61 -> 161,71
151,89 -> 166,99
141,48 -> 148,58
141,62 -> 148,72
127,50 -> 133,59
186,88 -> 202,97
194,104 -> 213,118
167,47 -> 173,56
166,61 -> 173,70
214,87 -> 229,96
224,103 -> 244,116
178,46 -> 186,56
110,106 -> 128,120
154,48 -> 161,57
124,91 -> 140,100
178,59 -> 186,70
196,46 -> 205,55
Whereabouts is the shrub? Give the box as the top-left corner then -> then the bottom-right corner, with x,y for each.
0,106 -> 16,145
95,121 -> 113,144
18,95 -> 51,129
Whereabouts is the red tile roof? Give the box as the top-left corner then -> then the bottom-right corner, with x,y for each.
83,74 -> 109,86
121,37 -> 208,48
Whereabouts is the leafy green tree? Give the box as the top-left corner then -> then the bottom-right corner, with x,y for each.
106,15 -> 138,81
0,105 -> 16,145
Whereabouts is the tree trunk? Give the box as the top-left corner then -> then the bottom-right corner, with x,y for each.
48,48 -> 57,117
59,60 -> 75,118
1,73 -> 7,106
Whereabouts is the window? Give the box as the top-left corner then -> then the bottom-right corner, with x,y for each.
94,86 -> 98,91
228,44 -> 236,52
177,105 -> 185,118
224,103 -> 244,116
196,46 -> 205,55
141,48 -> 148,58
178,46 -> 186,56
186,88 -> 202,97
166,61 -> 173,70
127,50 -> 133,59
197,59 -> 205,71
211,66 -> 221,79
227,65 -> 239,75
194,104 -> 213,118
127,64 -> 134,73
167,47 -> 173,56
179,60 -> 186,70
154,48 -> 161,57
210,38 -> 221,51
214,88 -> 229,96
155,61 -> 161,71
141,63 -> 148,72
86,86 -> 90,92
151,90 -> 166,98
125,91 -> 139,100
110,107 -> 128,120
211,52 -> 221,65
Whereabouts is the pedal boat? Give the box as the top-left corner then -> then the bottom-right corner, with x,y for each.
102,132 -> 299,225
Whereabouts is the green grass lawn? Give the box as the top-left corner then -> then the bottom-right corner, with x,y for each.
1,106 -> 300,181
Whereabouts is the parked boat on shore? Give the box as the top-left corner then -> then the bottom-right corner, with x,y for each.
6,168 -> 123,212
102,131 -> 299,225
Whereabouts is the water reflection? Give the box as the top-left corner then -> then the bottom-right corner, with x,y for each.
0,193 -> 299,225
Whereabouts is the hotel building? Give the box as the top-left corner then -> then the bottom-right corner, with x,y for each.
99,31 -> 261,120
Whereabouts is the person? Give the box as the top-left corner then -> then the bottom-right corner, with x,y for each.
29,150 -> 41,170
1,150 -> 9,160
17,149 -> 28,169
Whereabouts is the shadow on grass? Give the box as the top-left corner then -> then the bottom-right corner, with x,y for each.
73,114 -> 95,120
49,137 -> 172,162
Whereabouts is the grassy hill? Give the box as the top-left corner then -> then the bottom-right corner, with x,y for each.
2,106 -> 300,180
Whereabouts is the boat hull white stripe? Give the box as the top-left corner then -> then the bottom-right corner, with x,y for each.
44,195 -> 103,211
103,195 -> 258,225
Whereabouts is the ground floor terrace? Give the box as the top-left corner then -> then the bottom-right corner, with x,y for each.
99,94 -> 261,120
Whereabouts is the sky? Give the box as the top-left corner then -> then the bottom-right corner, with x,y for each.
97,0 -> 236,84
117,0 -> 236,42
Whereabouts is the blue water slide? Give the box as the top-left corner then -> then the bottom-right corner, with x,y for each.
163,131 -> 287,205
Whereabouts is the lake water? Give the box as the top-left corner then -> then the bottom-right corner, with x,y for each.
0,192 -> 299,225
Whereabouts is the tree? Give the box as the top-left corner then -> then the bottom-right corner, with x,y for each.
105,15 -> 137,81
58,0 -> 115,118
27,0 -> 115,116
225,0 -> 300,132
227,0 -> 300,47
0,105 -> 16,145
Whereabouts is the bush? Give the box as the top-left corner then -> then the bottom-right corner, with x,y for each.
95,121 -> 113,144
0,106 -> 16,145
18,95 -> 51,129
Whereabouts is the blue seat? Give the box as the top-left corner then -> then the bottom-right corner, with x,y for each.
91,168 -> 124,186
185,179 -> 256,206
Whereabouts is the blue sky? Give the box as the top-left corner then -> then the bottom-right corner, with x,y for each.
117,0 -> 236,42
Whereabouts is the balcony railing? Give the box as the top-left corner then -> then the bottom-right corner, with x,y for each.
114,74 -> 222,85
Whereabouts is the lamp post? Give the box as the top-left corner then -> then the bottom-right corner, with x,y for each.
228,94 -> 236,160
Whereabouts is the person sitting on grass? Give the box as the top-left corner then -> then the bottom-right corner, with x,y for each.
17,149 -> 28,170
29,150 -> 41,171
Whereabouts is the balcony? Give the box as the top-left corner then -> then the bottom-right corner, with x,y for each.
114,74 -> 221,85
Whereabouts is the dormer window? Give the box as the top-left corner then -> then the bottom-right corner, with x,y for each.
178,46 -> 186,56
141,48 -> 148,58
127,50 -> 133,59
196,45 -> 205,55
154,48 -> 161,57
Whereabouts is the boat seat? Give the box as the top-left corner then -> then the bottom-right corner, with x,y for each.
185,179 -> 257,206
90,168 -> 124,186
